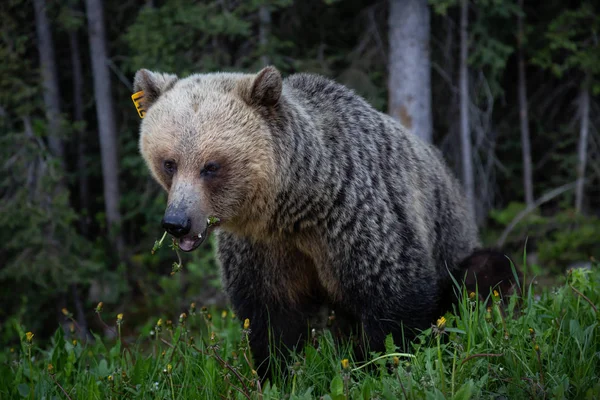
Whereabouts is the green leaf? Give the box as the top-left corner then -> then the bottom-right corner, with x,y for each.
109,340 -> 121,359
426,388 -> 446,400
330,375 -> 344,398
381,380 -> 398,400
97,359 -> 109,377
361,377 -> 374,400
17,383 -> 29,397
384,333 -> 396,354
453,379 -> 475,400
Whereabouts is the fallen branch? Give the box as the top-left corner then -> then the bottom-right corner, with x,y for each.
570,284 -> 598,314
48,372 -> 73,400
191,344 -> 252,400
496,181 -> 580,247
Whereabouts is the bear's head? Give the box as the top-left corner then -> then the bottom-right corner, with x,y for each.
133,66 -> 283,251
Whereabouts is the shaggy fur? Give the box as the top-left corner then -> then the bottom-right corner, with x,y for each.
134,66 -> 483,377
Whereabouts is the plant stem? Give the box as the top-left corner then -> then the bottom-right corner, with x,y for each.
437,335 -> 445,393
49,373 -> 73,400
28,346 -> 34,400
451,345 -> 457,396
169,374 -> 175,400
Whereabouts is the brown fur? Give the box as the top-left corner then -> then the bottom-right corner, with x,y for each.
133,66 -> 485,379
461,249 -> 523,304
135,70 -> 281,241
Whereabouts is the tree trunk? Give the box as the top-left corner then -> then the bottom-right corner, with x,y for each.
388,0 -> 433,143
69,27 -> 90,235
575,75 -> 590,213
23,115 -> 45,200
517,0 -> 534,207
259,5 -> 271,67
85,0 -> 124,254
33,0 -> 64,160
71,284 -> 91,341
459,0 -> 474,213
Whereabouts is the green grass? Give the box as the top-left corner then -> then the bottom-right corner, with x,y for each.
1,262 -> 599,400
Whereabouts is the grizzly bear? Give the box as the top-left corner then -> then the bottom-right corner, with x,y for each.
133,66 -> 497,378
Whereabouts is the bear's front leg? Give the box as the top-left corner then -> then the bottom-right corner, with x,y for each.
328,238 -> 443,359
338,277 -> 441,360
217,232 -> 325,380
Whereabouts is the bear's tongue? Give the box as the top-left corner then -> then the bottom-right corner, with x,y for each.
177,224 -> 209,252
178,236 -> 199,252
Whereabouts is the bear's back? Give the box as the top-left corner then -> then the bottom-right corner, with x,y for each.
277,72 -> 479,277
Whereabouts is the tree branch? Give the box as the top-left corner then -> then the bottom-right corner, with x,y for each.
497,181 -> 580,247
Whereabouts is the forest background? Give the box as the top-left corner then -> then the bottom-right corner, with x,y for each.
1,0 -> 599,346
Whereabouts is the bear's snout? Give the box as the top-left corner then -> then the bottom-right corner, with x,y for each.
161,212 -> 191,238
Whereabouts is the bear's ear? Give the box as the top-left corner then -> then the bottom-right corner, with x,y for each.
240,66 -> 282,107
133,69 -> 179,109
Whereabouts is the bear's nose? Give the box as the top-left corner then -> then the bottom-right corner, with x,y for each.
161,215 -> 192,238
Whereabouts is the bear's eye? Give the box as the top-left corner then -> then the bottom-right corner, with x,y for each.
163,160 -> 177,176
201,161 -> 220,177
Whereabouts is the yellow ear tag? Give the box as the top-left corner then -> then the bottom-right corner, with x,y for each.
131,90 -> 146,118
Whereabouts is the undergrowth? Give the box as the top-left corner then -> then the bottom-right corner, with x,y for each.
1,258 -> 599,399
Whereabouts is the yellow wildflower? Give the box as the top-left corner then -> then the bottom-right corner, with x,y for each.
436,316 -> 447,329
221,310 -> 227,319
96,302 -> 103,313
117,313 -> 123,322
72,339 -> 77,346
433,316 -> 448,336
341,359 -> 350,369
25,332 -> 34,343
47,363 -> 54,374
244,318 -> 250,330
62,308 -> 70,316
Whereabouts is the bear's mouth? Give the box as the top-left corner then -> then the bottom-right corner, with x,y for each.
177,218 -> 220,252
178,224 -> 208,252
